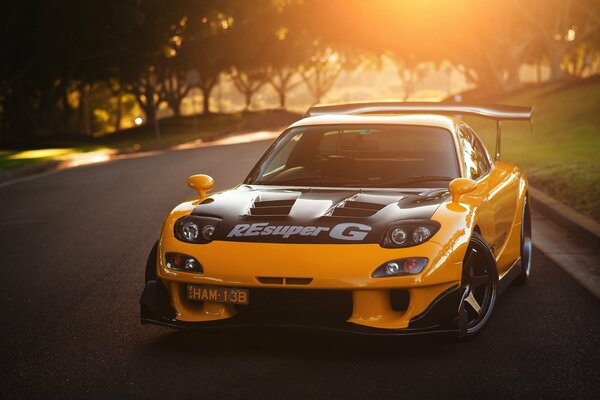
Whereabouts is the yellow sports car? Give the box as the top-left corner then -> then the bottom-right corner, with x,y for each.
140,102 -> 533,337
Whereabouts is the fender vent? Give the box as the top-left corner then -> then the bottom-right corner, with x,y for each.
248,199 -> 296,216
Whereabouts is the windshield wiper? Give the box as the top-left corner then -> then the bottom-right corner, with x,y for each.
367,176 -> 454,188
264,176 -> 361,186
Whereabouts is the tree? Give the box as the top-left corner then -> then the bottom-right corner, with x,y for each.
513,0 -> 600,81
266,66 -> 302,109
178,7 -> 233,115
300,47 -> 345,104
229,68 -> 268,111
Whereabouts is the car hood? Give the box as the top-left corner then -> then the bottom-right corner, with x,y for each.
189,185 -> 449,244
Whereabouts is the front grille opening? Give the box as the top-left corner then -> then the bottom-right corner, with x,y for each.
235,288 -> 353,323
257,277 -> 285,284
256,277 -> 313,285
285,277 -> 313,285
390,289 -> 410,311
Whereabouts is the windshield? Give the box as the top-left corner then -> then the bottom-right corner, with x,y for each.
245,124 -> 460,188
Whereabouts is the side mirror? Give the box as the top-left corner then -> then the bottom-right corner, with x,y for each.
448,178 -> 476,203
187,174 -> 215,198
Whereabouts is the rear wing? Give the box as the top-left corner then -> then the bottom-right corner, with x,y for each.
305,101 -> 534,160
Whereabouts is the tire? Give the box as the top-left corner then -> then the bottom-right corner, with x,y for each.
457,232 -> 498,337
144,241 -> 159,283
517,197 -> 533,283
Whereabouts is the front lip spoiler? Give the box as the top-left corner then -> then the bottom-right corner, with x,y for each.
140,316 -> 459,337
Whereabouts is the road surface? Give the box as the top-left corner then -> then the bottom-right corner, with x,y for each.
1,139 -> 598,399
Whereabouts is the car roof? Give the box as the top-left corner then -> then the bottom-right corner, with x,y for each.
289,114 -> 458,132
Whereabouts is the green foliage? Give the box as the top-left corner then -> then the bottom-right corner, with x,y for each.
466,77 -> 600,221
1,0 -> 599,144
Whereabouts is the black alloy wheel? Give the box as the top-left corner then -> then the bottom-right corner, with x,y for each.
457,232 -> 498,337
517,197 -> 533,282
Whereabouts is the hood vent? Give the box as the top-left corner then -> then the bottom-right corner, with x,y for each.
330,200 -> 386,217
248,199 -> 296,216
326,195 -> 386,218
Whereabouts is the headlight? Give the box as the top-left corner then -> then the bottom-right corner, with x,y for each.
181,222 -> 199,241
390,228 -> 408,245
372,258 -> 428,277
381,220 -> 440,248
174,216 -> 221,243
412,226 -> 432,244
201,224 -> 216,240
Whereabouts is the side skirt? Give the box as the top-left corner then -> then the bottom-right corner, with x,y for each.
498,258 -> 522,294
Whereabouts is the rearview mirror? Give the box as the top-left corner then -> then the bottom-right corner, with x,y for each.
448,178 -> 476,203
187,174 -> 215,198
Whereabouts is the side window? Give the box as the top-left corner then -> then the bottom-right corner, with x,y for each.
458,126 -> 490,180
467,127 -> 491,176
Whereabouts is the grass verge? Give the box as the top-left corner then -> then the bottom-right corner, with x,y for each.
463,77 -> 600,222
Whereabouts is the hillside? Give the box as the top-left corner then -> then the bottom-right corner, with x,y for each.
463,77 -> 600,222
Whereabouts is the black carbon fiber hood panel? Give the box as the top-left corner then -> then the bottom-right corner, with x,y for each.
189,185 -> 449,244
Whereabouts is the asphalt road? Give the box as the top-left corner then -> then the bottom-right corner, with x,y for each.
1,139 -> 598,400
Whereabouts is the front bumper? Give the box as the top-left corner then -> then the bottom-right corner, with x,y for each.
142,237 -> 464,333
140,279 -> 467,336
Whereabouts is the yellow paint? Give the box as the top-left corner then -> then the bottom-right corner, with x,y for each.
154,117 -> 528,330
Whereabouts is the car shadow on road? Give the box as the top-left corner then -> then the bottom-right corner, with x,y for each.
140,325 -> 467,361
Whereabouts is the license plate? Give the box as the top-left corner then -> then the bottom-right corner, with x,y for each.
186,285 -> 249,305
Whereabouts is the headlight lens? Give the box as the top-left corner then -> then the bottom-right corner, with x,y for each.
412,226 -> 432,244
174,216 -> 221,244
381,220 -> 440,248
201,224 -> 216,240
182,222 -> 200,241
390,228 -> 408,245
372,258 -> 428,277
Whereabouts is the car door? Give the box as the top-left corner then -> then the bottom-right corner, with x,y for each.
457,125 -> 519,259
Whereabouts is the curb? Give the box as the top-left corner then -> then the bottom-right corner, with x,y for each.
0,160 -> 62,184
529,187 -> 600,249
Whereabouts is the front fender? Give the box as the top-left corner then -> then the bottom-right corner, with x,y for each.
430,201 -> 477,266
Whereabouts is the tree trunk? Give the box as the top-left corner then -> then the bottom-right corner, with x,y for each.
170,98 -> 182,117
503,64 -> 522,92
547,45 -> 566,81
144,103 -> 156,126
244,92 -> 252,111
201,86 -> 212,115
80,84 -> 92,136
114,92 -> 122,134
278,90 -> 286,109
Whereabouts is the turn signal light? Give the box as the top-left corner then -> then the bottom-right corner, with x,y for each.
165,252 -> 203,273
372,258 -> 428,277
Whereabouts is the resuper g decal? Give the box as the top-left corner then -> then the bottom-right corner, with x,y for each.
227,222 -> 372,241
